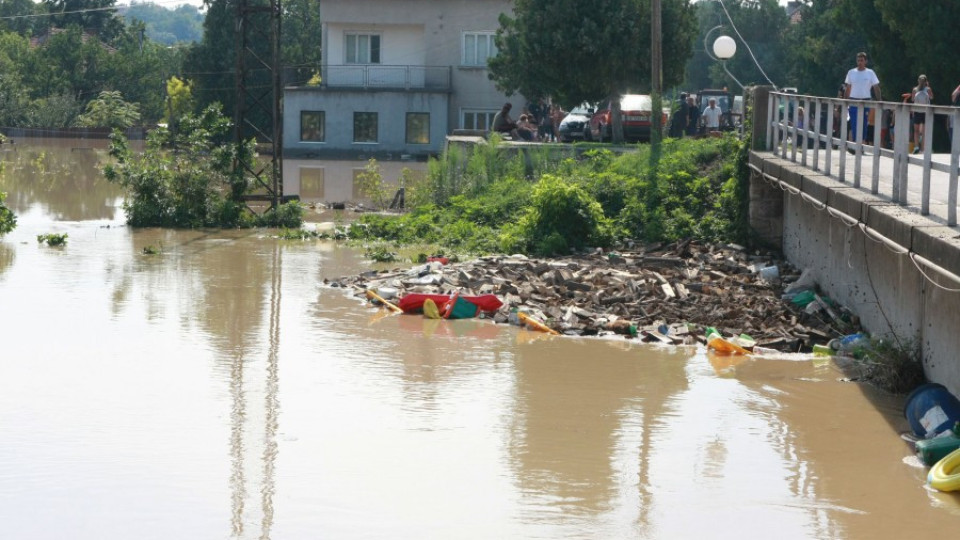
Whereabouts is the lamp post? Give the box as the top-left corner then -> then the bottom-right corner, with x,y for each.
703,26 -> 744,92
711,35 -> 744,91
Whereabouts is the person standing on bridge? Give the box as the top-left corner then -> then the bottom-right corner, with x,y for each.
911,75 -> 933,154
844,52 -> 882,144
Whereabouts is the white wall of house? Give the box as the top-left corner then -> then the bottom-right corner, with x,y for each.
284,88 -> 448,157
283,158 -> 427,205
318,0 -> 516,133
325,24 -> 425,67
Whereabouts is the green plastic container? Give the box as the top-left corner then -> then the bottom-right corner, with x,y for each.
915,435 -> 960,466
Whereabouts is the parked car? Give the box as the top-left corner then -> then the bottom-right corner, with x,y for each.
587,94 -> 666,143
558,104 -> 593,143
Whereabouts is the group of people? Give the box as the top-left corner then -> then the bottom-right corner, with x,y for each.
668,95 -> 724,138
492,100 -> 566,142
840,50 -> 954,154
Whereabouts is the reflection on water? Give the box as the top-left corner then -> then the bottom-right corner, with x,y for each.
0,241 -> 12,278
0,138 -> 958,539
0,139 -> 129,222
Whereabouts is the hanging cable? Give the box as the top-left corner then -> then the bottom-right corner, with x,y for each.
715,0 -> 778,89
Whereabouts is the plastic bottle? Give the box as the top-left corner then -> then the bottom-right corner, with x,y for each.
812,343 -> 834,356
838,333 -> 870,358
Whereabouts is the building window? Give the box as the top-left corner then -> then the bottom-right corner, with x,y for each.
462,32 -> 496,66
300,111 -> 324,142
346,33 -> 381,64
406,113 -> 430,144
299,167 -> 325,199
462,109 -> 498,131
353,112 -> 378,143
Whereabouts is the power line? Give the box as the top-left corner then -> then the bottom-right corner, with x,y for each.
0,1 -> 203,21
715,0 -> 778,89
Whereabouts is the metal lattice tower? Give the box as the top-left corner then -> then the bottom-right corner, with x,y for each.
235,0 -> 283,208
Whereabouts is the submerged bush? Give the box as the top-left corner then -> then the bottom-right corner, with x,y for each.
37,232 -> 67,246
855,337 -> 926,394
0,191 -> 15,236
104,104 -> 302,229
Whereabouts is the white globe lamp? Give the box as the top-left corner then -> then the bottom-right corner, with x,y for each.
713,35 -> 736,60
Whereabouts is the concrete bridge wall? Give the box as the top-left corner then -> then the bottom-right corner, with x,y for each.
749,152 -> 960,397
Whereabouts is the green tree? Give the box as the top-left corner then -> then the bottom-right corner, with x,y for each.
43,0 -> 126,43
104,104 -> 249,227
105,103 -> 303,228
0,0 -> 42,36
22,93 -> 82,127
868,0 -> 957,103
685,0 -> 790,92
188,0 -> 322,112
184,0 -> 237,117
0,32 -> 30,126
489,0 -> 697,143
76,90 -> 141,129
120,2 -> 204,44
164,75 -> 194,125
281,0 -> 322,85
355,159 -> 392,211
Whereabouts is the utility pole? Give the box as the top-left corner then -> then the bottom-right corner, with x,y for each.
235,0 -> 284,210
651,0 -> 663,152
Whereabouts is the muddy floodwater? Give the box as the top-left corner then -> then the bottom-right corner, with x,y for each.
0,138 -> 958,539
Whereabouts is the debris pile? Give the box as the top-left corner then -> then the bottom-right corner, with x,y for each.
327,240 -> 859,351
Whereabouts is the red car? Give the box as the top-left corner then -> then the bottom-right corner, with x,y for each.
587,94 -> 667,143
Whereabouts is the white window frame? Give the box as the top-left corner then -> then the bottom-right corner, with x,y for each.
461,109 -> 498,131
462,32 -> 496,67
345,33 -> 381,64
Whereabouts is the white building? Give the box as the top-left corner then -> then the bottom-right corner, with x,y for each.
283,0 -> 517,203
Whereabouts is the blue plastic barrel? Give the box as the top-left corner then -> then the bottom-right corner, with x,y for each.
903,383 -> 960,439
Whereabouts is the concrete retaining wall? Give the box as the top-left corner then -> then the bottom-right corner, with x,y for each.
749,152 -> 960,397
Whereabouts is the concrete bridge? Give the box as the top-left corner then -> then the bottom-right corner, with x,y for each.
748,87 -> 960,396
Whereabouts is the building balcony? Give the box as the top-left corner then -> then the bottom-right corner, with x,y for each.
315,64 -> 452,91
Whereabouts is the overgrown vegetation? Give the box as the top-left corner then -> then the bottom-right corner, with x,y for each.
0,191 -> 15,236
37,232 -> 68,246
349,135 -> 748,257
853,337 -> 926,394
365,245 -> 399,263
103,104 -> 303,229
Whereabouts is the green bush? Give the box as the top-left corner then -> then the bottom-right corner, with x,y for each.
37,232 -> 67,246
0,191 -> 16,236
518,174 -> 612,255
103,104 -> 302,230
342,135 -> 749,256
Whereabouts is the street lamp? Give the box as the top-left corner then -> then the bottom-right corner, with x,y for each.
713,35 -> 736,61
712,35 -> 744,91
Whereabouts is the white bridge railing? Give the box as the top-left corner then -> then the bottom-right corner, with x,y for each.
766,91 -> 960,226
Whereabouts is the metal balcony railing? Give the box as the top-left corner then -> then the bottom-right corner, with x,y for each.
767,91 -> 960,226
318,64 -> 451,91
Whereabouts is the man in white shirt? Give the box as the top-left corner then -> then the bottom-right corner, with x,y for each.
844,52 -> 881,142
702,98 -> 722,133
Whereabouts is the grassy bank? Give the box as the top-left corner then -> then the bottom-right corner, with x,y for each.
348,134 -> 749,257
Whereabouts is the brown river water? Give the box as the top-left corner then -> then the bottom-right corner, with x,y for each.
0,138 -> 958,539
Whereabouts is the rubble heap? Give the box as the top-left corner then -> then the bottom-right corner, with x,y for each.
327,240 -> 858,351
